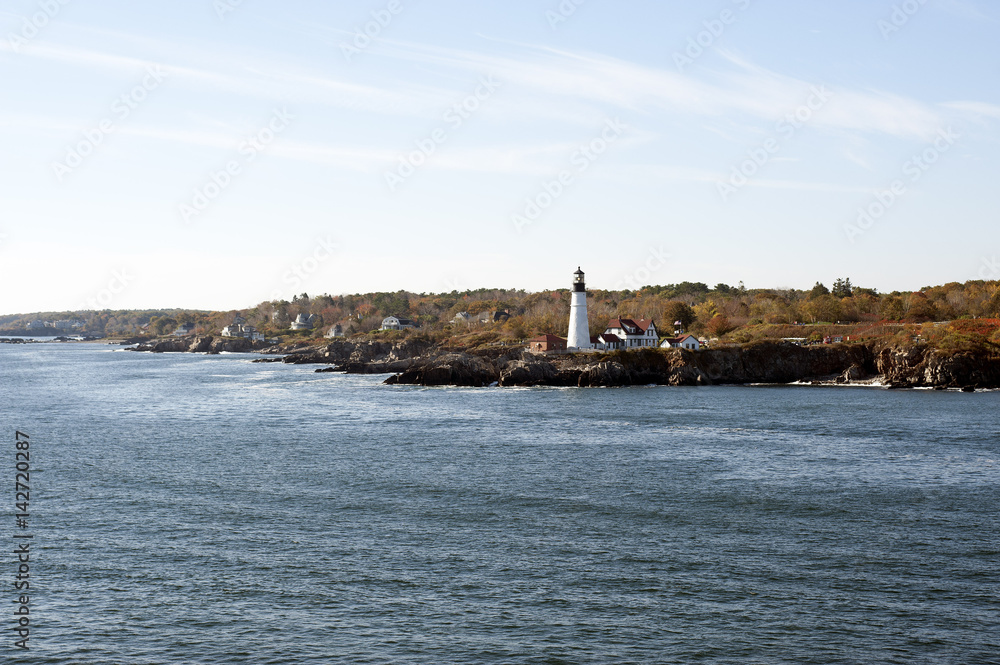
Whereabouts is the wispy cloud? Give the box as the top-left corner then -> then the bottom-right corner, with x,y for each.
0,36 -> 451,117
4,26 -> 958,141
937,0 -> 999,23
373,39 -> 950,140
6,23 -> 989,187
941,101 -> 1000,120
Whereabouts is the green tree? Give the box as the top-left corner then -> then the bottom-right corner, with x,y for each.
802,295 -> 840,323
906,293 -> 936,322
151,317 -> 177,336
986,288 -> 1000,318
663,301 -> 696,330
880,296 -> 905,320
832,278 -> 853,298
810,282 -> 830,298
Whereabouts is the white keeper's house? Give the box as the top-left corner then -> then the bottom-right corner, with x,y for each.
597,318 -> 659,349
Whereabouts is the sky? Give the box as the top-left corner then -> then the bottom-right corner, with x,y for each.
1,0 -> 998,313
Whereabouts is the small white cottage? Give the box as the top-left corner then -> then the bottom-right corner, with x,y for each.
661,334 -> 700,351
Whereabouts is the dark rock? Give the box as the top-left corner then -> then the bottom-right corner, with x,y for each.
577,361 -> 628,387
383,352 -> 498,387
499,359 -> 557,386
282,353 -> 328,364
314,367 -> 337,373
875,343 -> 1000,389
146,339 -> 189,353
835,364 -> 866,384
697,341 -> 874,385
323,338 -> 433,365
209,337 -> 257,353
187,336 -> 214,353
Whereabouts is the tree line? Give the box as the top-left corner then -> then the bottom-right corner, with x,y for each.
3,279 -> 999,342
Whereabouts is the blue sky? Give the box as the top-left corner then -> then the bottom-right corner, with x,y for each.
2,0 -> 998,313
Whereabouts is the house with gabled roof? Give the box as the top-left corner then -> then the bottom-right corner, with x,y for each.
381,316 -> 418,330
478,310 -> 511,324
527,334 -> 567,353
660,334 -> 700,351
221,316 -> 264,342
592,333 -> 624,350
290,313 -> 317,330
603,318 -> 659,349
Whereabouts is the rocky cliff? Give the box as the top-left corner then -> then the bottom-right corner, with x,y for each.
874,344 -> 1000,389
381,342 -> 999,390
127,335 -> 1000,390
128,335 -> 266,354
382,343 -> 871,388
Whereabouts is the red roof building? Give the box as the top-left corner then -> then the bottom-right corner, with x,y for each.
527,334 -> 567,353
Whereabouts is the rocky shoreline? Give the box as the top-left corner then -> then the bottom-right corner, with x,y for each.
124,335 -> 1000,390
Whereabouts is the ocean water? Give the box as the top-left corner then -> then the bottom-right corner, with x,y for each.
1,343 -> 998,664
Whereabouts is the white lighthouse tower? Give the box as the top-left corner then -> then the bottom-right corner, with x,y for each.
567,267 -> 592,350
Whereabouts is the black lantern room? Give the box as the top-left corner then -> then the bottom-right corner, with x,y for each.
573,267 -> 586,293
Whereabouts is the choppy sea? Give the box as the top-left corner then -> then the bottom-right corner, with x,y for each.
2,342 -> 998,663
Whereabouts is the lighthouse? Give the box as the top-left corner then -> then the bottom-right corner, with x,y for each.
567,267 -> 592,350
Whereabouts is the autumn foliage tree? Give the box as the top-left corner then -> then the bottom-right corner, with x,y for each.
705,315 -> 735,337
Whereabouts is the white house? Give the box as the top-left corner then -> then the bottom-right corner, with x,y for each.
381,316 -> 418,330
661,334 -> 700,351
603,318 -> 659,348
221,316 -> 264,342
325,324 -> 344,338
290,313 -> 317,330
172,322 -> 196,336
592,333 -> 624,350
452,311 -> 471,325
478,310 -> 511,324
